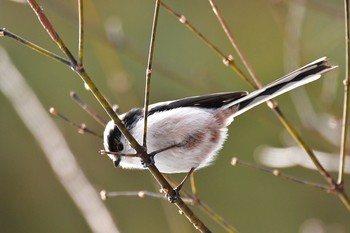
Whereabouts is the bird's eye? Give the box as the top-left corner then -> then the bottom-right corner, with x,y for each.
116,142 -> 124,151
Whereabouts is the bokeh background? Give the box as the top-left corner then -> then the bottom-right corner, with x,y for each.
0,0 -> 349,232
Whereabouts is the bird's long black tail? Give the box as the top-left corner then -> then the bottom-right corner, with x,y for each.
225,57 -> 336,118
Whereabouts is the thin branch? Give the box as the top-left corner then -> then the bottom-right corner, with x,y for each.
128,2 -> 212,228
207,0 -> 262,89
143,0 -> 160,148
24,0 -> 127,140
332,0 -> 350,211
78,69 -> 144,150
78,0 -> 84,64
196,201 -> 238,233
0,28 -> 71,66
231,158 -> 331,191
70,91 -> 107,126
100,190 -> 194,203
273,108 -> 337,184
339,0 -> 350,186
49,107 -> 103,138
100,186 -> 238,233
27,0 -> 77,65
25,0 -> 141,152
165,176 -> 238,233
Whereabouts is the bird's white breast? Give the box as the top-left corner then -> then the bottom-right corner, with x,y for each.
118,107 -> 229,173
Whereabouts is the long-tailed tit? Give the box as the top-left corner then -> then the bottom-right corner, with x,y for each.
104,57 -> 335,173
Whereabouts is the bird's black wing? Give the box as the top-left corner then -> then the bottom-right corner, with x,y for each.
149,92 -> 247,115
116,92 -> 247,136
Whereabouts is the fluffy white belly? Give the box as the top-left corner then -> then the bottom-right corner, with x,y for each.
118,107 -> 229,173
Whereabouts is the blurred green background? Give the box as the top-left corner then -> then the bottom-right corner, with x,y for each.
0,0 -> 349,232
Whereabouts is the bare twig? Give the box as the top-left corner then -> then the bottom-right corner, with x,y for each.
0,28 -> 71,66
25,0 -> 141,151
49,107 -> 103,138
196,201 -> 238,233
70,91 -> 107,126
27,0 -> 77,65
164,176 -> 238,233
100,190 -> 194,204
334,0 -> 350,210
231,158 -> 331,191
78,0 -> 84,64
339,0 -> 350,186
207,0 -> 262,88
143,0 -> 160,148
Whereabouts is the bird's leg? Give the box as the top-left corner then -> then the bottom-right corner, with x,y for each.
142,143 -> 183,168
167,167 -> 195,203
175,167 -> 195,192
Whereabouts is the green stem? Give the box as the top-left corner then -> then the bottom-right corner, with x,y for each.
272,107 -> 337,186
197,200 -> 239,233
166,176 -> 237,233
143,0 -> 160,147
338,0 -> 350,186
0,28 -> 71,66
78,0 -> 84,65
232,158 -> 331,191
27,0 -> 77,66
208,0 -> 262,88
76,68 -> 144,152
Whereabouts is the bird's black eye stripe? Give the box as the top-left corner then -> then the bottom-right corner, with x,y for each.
107,127 -> 122,152
106,108 -> 143,153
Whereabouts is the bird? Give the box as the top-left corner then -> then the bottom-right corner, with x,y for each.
103,57 -> 335,174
